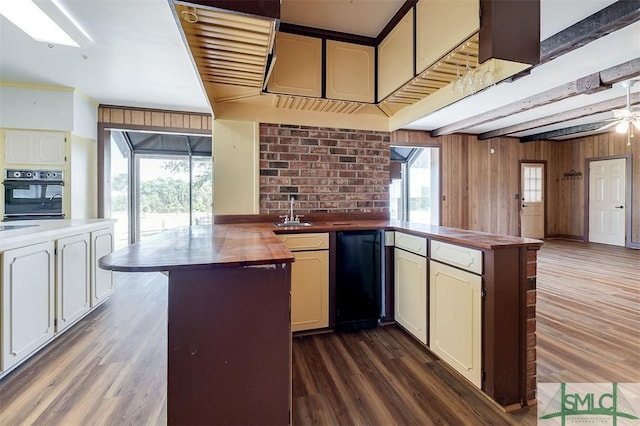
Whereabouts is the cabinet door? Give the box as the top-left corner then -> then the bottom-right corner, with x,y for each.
291,250 -> 329,332
5,130 -> 66,165
267,32 -> 322,97
377,9 -> 414,101
394,248 -> 427,344
91,228 -> 114,307
1,241 -> 55,372
56,234 -> 90,332
429,260 -> 482,388
326,40 -> 375,103
415,0 -> 479,73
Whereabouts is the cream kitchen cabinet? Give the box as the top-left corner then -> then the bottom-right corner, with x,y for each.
56,233 -> 91,332
377,9 -> 414,101
4,130 -> 66,165
278,233 -> 329,332
415,0 -> 479,73
91,227 -> 114,307
267,33 -> 322,98
394,232 -> 427,344
326,40 -> 375,103
429,254 -> 482,388
1,241 -> 55,373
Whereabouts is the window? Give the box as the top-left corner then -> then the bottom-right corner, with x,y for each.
523,165 -> 542,202
389,147 -> 440,225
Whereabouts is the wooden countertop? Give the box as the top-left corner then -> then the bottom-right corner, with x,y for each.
99,224 -> 295,272
99,217 -> 542,273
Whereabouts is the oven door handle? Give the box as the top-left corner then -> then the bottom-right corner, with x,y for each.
4,213 -> 65,217
3,179 -> 64,185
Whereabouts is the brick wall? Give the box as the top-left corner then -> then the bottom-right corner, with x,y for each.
526,248 -> 538,404
259,124 -> 390,214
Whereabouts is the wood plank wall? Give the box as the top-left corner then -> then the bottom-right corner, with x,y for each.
98,105 -> 212,132
391,130 -> 639,245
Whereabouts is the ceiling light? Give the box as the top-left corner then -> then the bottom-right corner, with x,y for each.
0,0 -> 79,47
615,120 -> 629,134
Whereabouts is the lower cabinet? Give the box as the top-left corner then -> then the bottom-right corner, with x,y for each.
56,234 -> 91,332
91,228 -> 114,307
278,233 -> 329,332
0,223 -> 115,378
1,241 -> 55,372
429,260 -> 482,388
394,247 -> 427,344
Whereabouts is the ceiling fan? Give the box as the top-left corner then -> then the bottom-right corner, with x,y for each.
600,79 -> 640,135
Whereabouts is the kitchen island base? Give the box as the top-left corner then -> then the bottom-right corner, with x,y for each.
167,265 -> 291,425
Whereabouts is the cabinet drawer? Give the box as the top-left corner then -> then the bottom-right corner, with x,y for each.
394,232 -> 427,257
278,233 -> 329,251
431,240 -> 482,275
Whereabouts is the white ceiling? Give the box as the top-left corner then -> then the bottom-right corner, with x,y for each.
1,0 -> 638,138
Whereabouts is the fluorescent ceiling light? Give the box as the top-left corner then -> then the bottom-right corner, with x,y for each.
0,0 -> 79,47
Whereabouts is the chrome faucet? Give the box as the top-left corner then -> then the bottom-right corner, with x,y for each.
289,195 -> 295,222
279,195 -> 303,224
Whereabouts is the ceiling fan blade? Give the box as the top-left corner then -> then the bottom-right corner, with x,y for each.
596,120 -> 621,131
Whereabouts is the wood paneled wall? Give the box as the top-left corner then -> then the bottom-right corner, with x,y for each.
554,132 -> 639,245
391,130 -> 639,246
98,105 -> 212,132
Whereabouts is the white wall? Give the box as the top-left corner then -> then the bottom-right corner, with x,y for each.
70,134 -> 97,218
73,91 -> 98,140
0,85 -> 74,131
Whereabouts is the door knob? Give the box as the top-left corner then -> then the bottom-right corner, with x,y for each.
615,205 -> 624,209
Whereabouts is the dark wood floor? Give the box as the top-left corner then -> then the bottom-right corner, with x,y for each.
0,240 -> 638,425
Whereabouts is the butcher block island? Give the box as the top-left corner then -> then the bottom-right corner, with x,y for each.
99,217 -> 541,425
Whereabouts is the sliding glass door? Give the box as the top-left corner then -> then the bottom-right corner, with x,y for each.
106,130 -> 212,246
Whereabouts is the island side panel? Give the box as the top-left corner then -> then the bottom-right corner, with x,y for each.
167,264 -> 291,426
482,247 -> 522,407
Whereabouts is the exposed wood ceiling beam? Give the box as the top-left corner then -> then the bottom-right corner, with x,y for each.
430,57 -> 640,136
518,121 -> 610,143
539,0 -> 640,64
478,93 -> 640,139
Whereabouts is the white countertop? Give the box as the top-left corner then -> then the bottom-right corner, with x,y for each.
0,219 -> 115,251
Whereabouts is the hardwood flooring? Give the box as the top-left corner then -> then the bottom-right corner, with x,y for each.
0,240 -> 638,425
535,240 -> 640,384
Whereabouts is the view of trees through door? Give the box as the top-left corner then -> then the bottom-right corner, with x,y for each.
137,156 -> 212,240
108,131 -> 212,248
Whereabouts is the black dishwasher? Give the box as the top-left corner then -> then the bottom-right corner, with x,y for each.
335,230 -> 383,331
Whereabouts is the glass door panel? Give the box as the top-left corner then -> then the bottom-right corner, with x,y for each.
137,156 -> 190,240
191,156 -> 213,225
109,133 -> 130,249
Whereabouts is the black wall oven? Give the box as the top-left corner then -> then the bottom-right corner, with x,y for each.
3,169 -> 65,221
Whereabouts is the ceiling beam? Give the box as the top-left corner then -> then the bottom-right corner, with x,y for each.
518,121 -> 610,143
430,57 -> 640,137
539,0 -> 640,64
478,93 -> 640,139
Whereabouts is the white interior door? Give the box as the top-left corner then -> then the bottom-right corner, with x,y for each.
521,163 -> 545,239
589,158 -> 626,246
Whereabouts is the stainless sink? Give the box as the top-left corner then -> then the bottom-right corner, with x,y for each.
274,222 -> 313,227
